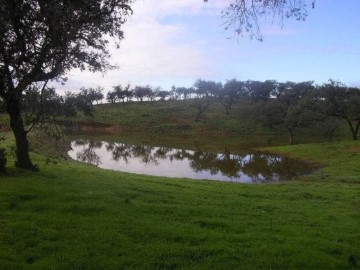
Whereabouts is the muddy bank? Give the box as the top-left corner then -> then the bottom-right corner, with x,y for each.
0,121 -> 123,135
62,121 -> 123,135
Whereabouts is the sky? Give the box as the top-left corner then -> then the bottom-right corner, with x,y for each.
54,0 -> 360,93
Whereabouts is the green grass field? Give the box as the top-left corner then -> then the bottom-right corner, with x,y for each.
0,101 -> 359,269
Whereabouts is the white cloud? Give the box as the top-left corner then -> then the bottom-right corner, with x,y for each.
54,0 -> 228,92
130,0 -> 227,17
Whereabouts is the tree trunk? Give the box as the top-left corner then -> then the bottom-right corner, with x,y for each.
354,120 -> 360,140
288,128 -> 294,145
220,101 -> 230,115
6,94 -> 37,170
346,119 -> 359,140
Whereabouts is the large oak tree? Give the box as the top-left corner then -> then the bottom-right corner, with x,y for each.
0,0 -> 133,170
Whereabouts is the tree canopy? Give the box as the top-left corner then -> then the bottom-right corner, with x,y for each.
0,0 -> 133,170
207,0 -> 315,41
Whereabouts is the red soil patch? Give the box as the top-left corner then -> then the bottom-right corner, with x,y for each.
351,146 -> 360,153
64,121 -> 123,135
0,124 -> 10,132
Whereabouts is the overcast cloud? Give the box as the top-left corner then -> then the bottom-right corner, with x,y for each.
54,0 -> 360,94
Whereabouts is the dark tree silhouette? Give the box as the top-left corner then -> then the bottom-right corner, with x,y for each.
113,84 -> 130,105
319,80 -> 360,140
134,86 -> 152,103
192,79 -> 221,121
220,79 -> 245,114
107,91 -> 118,104
157,90 -> 170,102
0,0 -> 133,170
79,87 -> 104,105
219,0 -> 315,41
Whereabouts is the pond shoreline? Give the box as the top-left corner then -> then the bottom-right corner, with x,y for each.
68,139 -> 318,183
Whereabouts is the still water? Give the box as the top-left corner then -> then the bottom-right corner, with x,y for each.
68,140 -> 314,183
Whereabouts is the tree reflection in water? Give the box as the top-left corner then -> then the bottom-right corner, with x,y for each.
69,140 -> 314,183
73,139 -> 102,166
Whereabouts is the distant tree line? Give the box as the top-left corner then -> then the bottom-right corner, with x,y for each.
1,78 -> 359,148
100,78 -> 360,144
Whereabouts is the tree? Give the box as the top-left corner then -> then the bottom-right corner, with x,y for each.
63,91 -> 95,117
192,79 -> 221,121
172,86 -> 193,100
182,87 -> 193,100
0,0 -> 133,170
106,90 -> 118,104
157,90 -> 170,102
220,0 -> 315,41
170,85 -> 180,100
263,81 -> 315,144
124,88 -> 133,102
146,86 -> 156,102
219,79 -> 245,114
89,87 -> 104,105
246,80 -> 275,102
10,85 -> 95,165
22,85 -> 63,130
133,85 -> 152,103
318,80 -> 360,140
194,79 -> 222,98
113,84 -> 126,105
22,85 -> 95,128
79,87 -> 104,106
248,80 -> 317,144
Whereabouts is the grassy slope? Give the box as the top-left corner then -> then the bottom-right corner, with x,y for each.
75,100 -> 350,146
0,140 -> 359,269
263,141 -> 360,183
0,101 -> 359,269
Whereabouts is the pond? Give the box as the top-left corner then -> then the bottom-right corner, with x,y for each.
68,139 -> 315,183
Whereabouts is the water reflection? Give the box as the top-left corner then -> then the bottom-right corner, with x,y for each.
68,140 -> 314,183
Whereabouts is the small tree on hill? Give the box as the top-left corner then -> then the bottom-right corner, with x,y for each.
134,86 -> 152,103
79,87 -> 104,106
107,91 -> 118,104
256,81 -> 316,144
220,79 -> 245,114
246,80 -> 275,102
113,84 -> 126,105
157,90 -> 170,102
122,84 -> 133,103
318,80 -> 360,140
192,79 -> 221,121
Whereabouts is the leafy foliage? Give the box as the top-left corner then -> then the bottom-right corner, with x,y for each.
0,0 -> 133,169
221,0 -> 315,41
318,80 -> 360,140
133,85 -> 152,103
